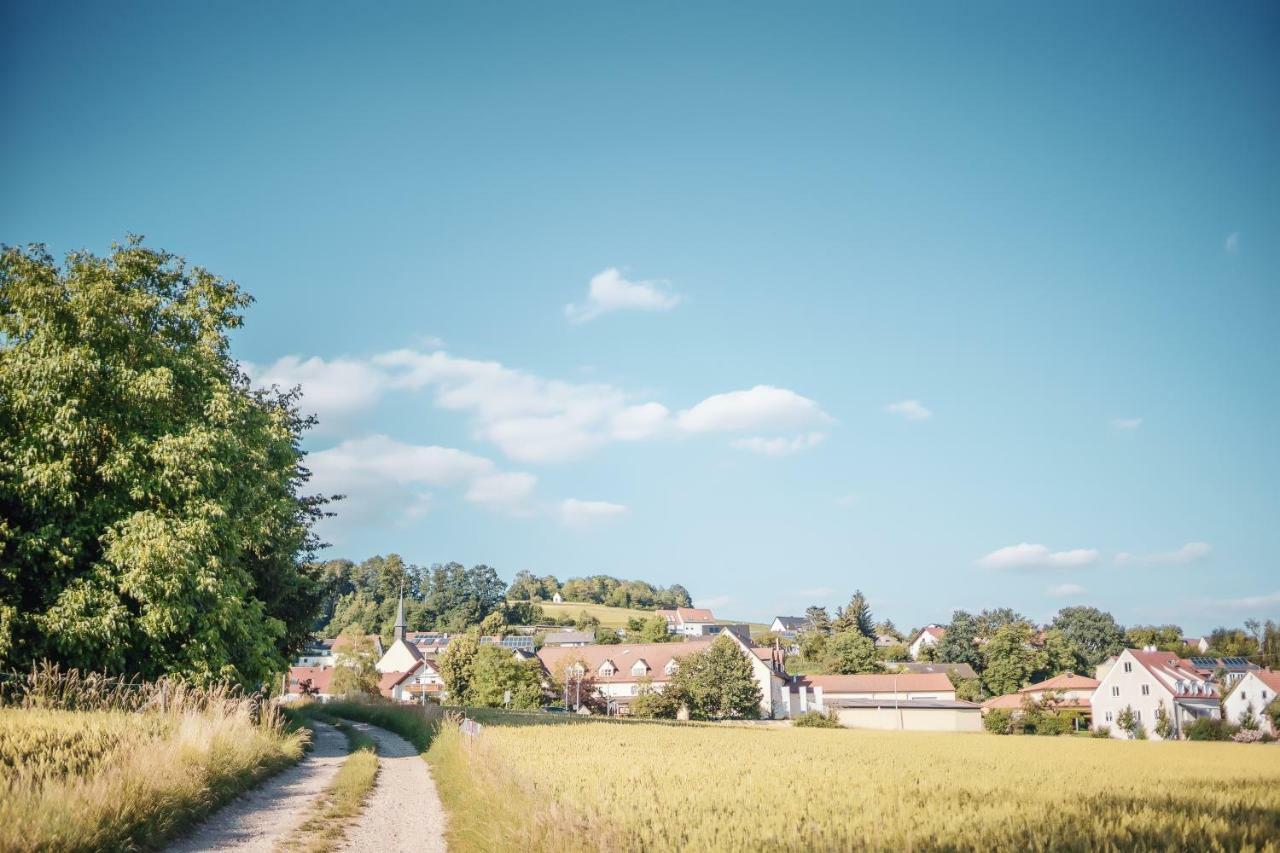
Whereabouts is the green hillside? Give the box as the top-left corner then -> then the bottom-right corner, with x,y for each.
520,601 -> 768,633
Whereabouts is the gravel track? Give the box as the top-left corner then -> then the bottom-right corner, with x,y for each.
167,721 -> 348,852
337,721 -> 447,853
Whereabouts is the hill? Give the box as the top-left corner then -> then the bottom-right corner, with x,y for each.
524,601 -> 768,633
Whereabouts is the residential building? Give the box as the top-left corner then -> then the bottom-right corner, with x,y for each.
874,634 -> 900,649
1090,648 -> 1221,739
908,625 -> 945,660
770,616 -> 806,637
1181,636 -> 1210,654
535,631 -> 789,718
790,672 -> 978,732
655,607 -> 718,636
543,630 -> 595,647
982,672 -> 1099,724
1222,669 -> 1280,734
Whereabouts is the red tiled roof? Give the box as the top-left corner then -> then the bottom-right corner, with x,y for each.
1126,649 -> 1218,699
676,607 -> 715,623
796,673 -> 953,694
983,692 -> 1090,710
1018,672 -> 1099,693
537,640 -> 712,683
287,666 -> 334,694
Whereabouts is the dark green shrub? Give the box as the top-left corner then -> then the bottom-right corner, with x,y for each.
793,710 -> 840,728
984,709 -> 1014,735
1184,718 -> 1236,741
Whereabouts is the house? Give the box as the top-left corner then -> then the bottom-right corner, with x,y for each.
874,634 -> 900,649
1090,648 -> 1221,739
543,630 -> 595,647
382,657 -> 446,703
655,607 -> 718,636
284,665 -> 335,700
294,633 -> 384,668
704,624 -> 752,645
551,592 -> 563,603
908,625 -> 945,660
1222,669 -> 1280,733
790,673 -> 980,732
886,661 -> 978,680
535,630 -> 789,718
1181,636 -> 1210,654
982,672 -> 1099,722
770,616 -> 806,637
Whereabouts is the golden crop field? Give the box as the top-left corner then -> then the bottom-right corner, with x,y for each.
435,720 -> 1280,851
0,702 -> 303,851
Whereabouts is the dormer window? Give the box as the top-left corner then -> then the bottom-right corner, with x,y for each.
665,660 -> 679,675
631,659 -> 649,676
570,664 -> 585,677
598,661 -> 616,677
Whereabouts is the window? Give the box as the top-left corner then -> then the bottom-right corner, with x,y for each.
598,662 -> 615,676
1105,711 -> 1113,722
1141,684 -> 1150,696
1123,662 -> 1133,673
1263,690 -> 1269,701
1135,710 -> 1142,721
1241,691 -> 1247,701
1112,686 -> 1120,697
631,660 -> 649,676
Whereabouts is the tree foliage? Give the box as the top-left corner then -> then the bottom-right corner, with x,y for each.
1050,607 -> 1126,668
468,645 -> 544,709
322,557 -> 508,638
823,631 -> 880,674
667,636 -> 762,720
329,626 -> 380,696
438,633 -> 481,703
0,239 -> 326,684
548,575 -> 692,610
833,590 -> 875,639
981,622 -> 1041,696
936,611 -> 984,671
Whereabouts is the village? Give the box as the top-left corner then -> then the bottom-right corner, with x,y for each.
284,596 -> 1280,741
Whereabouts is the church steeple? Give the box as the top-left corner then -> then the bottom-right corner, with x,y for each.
393,580 -> 406,642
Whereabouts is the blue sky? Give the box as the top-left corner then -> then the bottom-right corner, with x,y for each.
3,2 -> 1277,632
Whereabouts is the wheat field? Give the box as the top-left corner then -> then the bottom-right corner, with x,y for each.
438,720 -> 1280,851
0,671 -> 305,852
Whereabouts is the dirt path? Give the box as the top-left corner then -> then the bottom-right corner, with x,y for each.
167,721 -> 348,853
337,721 -> 447,853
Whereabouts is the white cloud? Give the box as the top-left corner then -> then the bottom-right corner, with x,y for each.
1048,583 -> 1087,598
678,385 -> 831,433
885,399 -> 932,421
244,355 -> 386,431
308,435 -> 535,521
977,543 -> 1101,570
1213,590 -> 1280,610
1115,542 -> 1211,567
465,472 -> 538,513
254,348 -> 829,463
731,432 -> 827,456
558,498 -> 628,527
1112,417 -> 1143,430
1225,232 -> 1240,255
564,267 -> 681,324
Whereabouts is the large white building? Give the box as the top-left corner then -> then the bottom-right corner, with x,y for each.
1090,648 -> 1220,739
908,625 -> 945,660
655,607 -> 719,636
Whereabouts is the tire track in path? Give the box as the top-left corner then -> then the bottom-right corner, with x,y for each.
337,721 -> 447,853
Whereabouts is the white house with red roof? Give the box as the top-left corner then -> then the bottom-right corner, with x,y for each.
981,672 -> 1099,720
654,607 -> 718,636
908,625 -> 945,660
1090,648 -> 1220,739
1222,669 -> 1280,734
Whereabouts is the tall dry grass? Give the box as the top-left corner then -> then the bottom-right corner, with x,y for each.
0,665 -> 305,852
434,719 -> 1280,851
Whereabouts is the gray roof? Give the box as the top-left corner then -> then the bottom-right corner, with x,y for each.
773,616 -> 806,630
825,698 -> 981,711
886,662 -> 978,680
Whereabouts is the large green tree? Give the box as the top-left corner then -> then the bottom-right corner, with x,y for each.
468,645 -> 544,709
981,622 -> 1042,696
833,590 -> 875,639
0,240 -> 326,684
1050,606 -> 1126,668
667,635 -> 762,720
936,611 -> 985,672
822,631 -> 880,674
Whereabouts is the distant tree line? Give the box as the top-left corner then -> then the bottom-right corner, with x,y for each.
785,592 -> 1280,701
506,571 -> 692,610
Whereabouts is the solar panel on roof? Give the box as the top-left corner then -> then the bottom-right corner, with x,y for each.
1190,656 -> 1217,668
